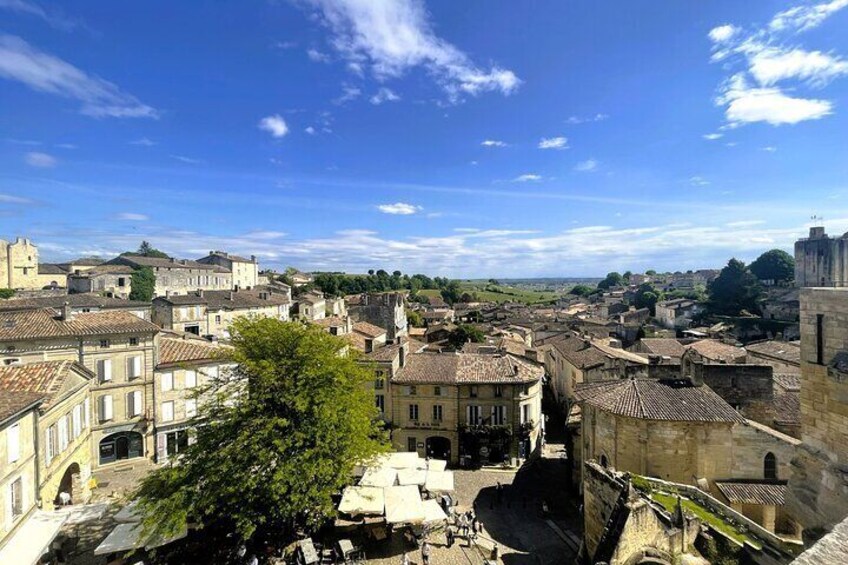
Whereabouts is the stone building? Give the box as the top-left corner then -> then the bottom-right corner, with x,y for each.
153,337 -> 233,463
794,226 -> 848,287
746,340 -> 800,374
0,361 -> 93,510
0,308 -> 160,469
293,293 -> 326,322
786,287 -> 848,536
349,292 -> 408,343
67,264 -> 136,299
196,251 -> 259,290
0,293 -> 151,321
390,351 -> 543,465
655,298 -> 703,330
104,255 -> 232,297
0,237 -> 40,290
0,391 -> 42,551
152,289 -> 290,339
575,377 -> 801,535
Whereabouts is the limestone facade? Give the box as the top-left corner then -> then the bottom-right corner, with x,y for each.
0,237 -> 40,290
0,402 -> 39,550
105,255 -> 232,297
794,226 -> 848,287
196,251 -> 259,290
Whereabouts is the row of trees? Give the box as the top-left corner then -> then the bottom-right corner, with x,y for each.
708,250 -> 794,316
308,270 -> 454,297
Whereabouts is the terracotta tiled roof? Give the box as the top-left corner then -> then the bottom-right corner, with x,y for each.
773,390 -> 800,426
715,481 -> 786,506
353,321 -> 387,338
0,309 -> 158,342
107,255 -> 230,272
0,293 -> 150,312
315,316 -> 347,328
746,340 -> 801,366
685,339 -> 746,363
774,373 -> 800,392
636,338 -> 685,359
366,343 -> 403,362
0,360 -> 92,410
392,352 -> 543,385
574,378 -> 746,423
158,338 -> 230,366
0,390 -> 44,425
154,290 -> 290,308
68,264 -> 135,277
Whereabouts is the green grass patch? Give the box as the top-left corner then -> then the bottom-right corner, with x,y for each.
417,284 -> 561,305
650,492 -> 760,549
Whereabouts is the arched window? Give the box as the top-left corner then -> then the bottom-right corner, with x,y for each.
764,452 -> 777,480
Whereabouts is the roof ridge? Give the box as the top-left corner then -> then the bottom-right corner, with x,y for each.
632,379 -> 648,419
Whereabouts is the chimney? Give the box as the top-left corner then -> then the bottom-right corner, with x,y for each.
810,226 -> 826,239
197,289 -> 204,298
399,341 -> 408,367
170,257 -> 176,263
365,338 -> 374,353
228,291 -> 234,300
60,301 -> 73,321
251,255 -> 257,263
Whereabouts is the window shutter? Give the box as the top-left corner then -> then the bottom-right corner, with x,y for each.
45,427 -> 54,465
186,399 -> 197,418
72,405 -> 81,438
133,356 -> 142,378
84,398 -> 90,428
156,433 -> 166,462
7,424 -> 20,464
102,395 -> 113,421
185,370 -> 197,389
466,405 -> 472,425
491,406 -> 496,425
99,359 -> 112,382
162,372 -> 173,392
58,417 -> 68,452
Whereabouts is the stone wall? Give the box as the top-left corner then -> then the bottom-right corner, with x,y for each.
350,293 -> 407,342
794,229 -> 848,287
692,363 -> 775,424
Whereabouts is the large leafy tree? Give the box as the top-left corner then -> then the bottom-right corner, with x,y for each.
633,283 -> 663,315
122,240 -> 170,259
134,318 -> 388,560
448,324 -> 485,349
749,249 -> 795,284
128,267 -> 155,301
440,280 -> 463,304
597,272 -> 624,290
708,259 -> 763,316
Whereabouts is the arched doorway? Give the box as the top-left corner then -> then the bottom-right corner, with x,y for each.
426,436 -> 451,461
99,432 -> 144,465
54,462 -> 81,506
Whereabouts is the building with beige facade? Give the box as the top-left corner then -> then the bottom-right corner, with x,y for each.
67,264 -> 136,299
0,392 -> 42,551
196,251 -> 259,290
1,237 -> 40,291
0,361 -> 93,510
104,255 -> 232,297
0,293 -> 151,321
152,289 -> 291,340
0,308 -> 160,469
154,337 -> 233,463
389,351 -> 544,466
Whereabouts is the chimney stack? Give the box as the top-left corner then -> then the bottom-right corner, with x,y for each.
60,301 -> 73,321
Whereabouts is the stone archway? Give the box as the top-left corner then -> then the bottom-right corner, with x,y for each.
426,436 -> 451,461
54,462 -> 81,506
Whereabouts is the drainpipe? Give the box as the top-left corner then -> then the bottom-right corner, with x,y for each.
33,409 -> 42,508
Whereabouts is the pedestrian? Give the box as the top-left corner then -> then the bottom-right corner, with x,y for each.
459,513 -> 468,538
496,481 -> 503,505
421,541 -> 431,565
59,491 -> 71,506
401,552 -> 410,565
446,526 -> 454,548
491,544 -> 500,562
471,514 -> 479,535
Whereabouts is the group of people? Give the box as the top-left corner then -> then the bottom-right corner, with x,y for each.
448,509 -> 482,548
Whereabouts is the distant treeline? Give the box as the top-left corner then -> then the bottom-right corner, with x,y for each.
310,270 -> 453,297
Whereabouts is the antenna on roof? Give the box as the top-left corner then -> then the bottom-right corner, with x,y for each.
811,215 -> 823,224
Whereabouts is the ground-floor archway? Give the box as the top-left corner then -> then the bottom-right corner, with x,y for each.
426,436 -> 451,461
99,431 -> 144,465
54,462 -> 81,506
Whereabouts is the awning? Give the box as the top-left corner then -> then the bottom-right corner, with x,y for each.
386,452 -> 425,469
424,470 -> 454,493
0,510 -> 68,565
94,522 -> 187,555
421,499 -> 448,524
427,459 -> 447,472
384,485 -> 426,524
359,466 -> 397,488
114,501 -> 142,523
397,468 -> 427,486
338,486 -> 385,516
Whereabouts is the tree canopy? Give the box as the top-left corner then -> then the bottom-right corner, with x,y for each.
597,272 -> 624,290
406,309 -> 424,327
749,249 -> 795,283
633,283 -> 662,315
134,318 -> 388,560
448,324 -> 486,349
122,241 -> 170,259
310,271 -> 450,297
708,259 -> 763,316
0,288 -> 15,299
569,284 -> 595,297
128,267 -> 155,301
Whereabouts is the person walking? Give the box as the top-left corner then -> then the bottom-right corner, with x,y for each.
421,541 -> 431,565
446,526 -> 454,548
401,552 -> 410,565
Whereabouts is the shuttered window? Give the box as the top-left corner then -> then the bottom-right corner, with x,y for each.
7,424 -> 20,464
161,372 -> 173,392
127,391 -> 143,417
127,356 -> 142,379
184,370 -> 197,389
186,399 -> 197,418
162,401 -> 174,422
100,395 -> 113,421
98,359 -> 112,382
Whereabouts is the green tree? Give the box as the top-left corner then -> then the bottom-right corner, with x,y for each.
633,283 -> 662,315
597,272 -> 624,290
134,318 -> 388,560
645,269 -> 657,276
708,259 -> 763,316
406,309 -> 424,327
128,267 -> 155,301
569,284 -> 594,297
0,288 -> 15,299
124,240 -> 170,259
488,278 -> 500,286
448,324 -> 485,349
622,271 -> 632,282
440,280 -> 462,304
749,249 -> 795,284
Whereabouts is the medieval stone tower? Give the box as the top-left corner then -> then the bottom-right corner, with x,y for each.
794,226 -> 848,287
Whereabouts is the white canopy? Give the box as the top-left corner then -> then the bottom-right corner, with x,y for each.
359,466 -> 397,488
384,485 -> 426,524
94,522 -> 187,555
424,470 -> 455,493
397,468 -> 427,486
0,510 -> 67,565
427,459 -> 447,472
421,499 -> 449,524
338,486 -> 385,516
386,452 -> 424,469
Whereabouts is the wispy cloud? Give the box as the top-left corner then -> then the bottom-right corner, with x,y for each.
0,0 -> 82,32
129,137 -> 156,146
708,1 -> 848,127
703,133 -> 724,140
170,155 -> 204,165
566,113 -> 608,124
258,114 -> 289,138
116,212 -> 148,221
538,136 -> 568,150
304,126 -> 316,135
574,159 -> 598,172
761,146 -> 778,152
377,202 -> 422,215
333,83 -> 361,105
689,176 -> 710,187
303,0 -> 520,101
512,174 -> 542,182
306,48 -> 331,63
0,193 -> 33,204
24,151 -> 56,168
369,87 -> 400,105
481,139 -> 506,148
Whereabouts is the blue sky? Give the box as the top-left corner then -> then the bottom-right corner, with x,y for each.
1,0 -> 848,277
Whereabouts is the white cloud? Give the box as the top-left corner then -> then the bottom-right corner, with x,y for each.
170,155 -> 204,164
749,47 -> 848,87
307,48 -> 331,63
708,24 -> 739,43
304,126 -> 316,134
512,174 -> 542,182
574,159 -> 598,172
761,146 -> 778,152
258,114 -> 289,138
377,202 -> 422,215
55,143 -> 76,149
117,212 -> 148,221
538,136 -> 568,150
689,176 -> 710,186
369,87 -> 400,105
703,133 -> 724,140
0,0 -> 82,31
481,139 -> 506,147
566,113 -> 608,124
0,35 -> 157,118
129,137 -> 156,146
769,0 -> 848,32
717,75 -> 832,125
0,193 -> 33,204
304,0 -> 520,100
333,84 -> 361,104
24,151 -> 56,168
